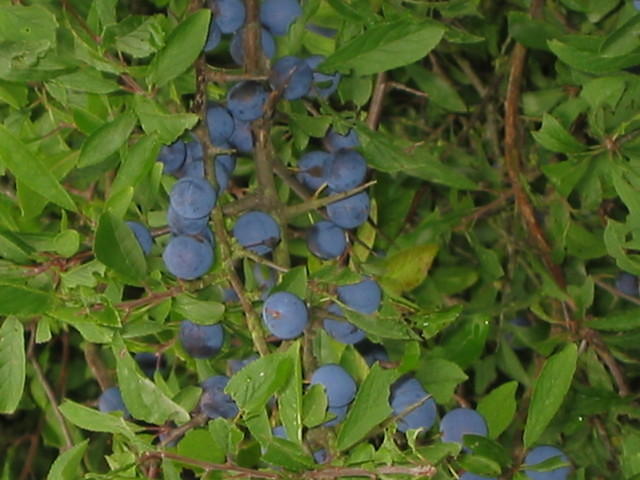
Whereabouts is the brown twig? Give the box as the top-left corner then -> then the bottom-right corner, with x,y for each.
159,413 -> 209,448
83,343 -> 113,391
593,277 -> 640,307
367,73 -> 387,130
285,181 -> 377,218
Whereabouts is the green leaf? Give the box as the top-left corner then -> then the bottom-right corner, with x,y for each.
177,429 -> 225,464
262,438 -> 315,472
342,307 -> 415,340
52,69 -> 120,94
0,282 -> 52,315
110,135 -> 161,197
78,111 -> 137,168
548,38 -> 640,74
381,244 -> 438,295
149,9 -> 211,86
0,318 -> 25,413
302,384 -> 328,428
59,399 -> 136,439
416,358 -> 468,404
173,294 -> 225,325
321,20 -> 444,75
134,96 -> 199,144
46,440 -> 89,480
94,211 -> 147,284
407,64 -> 466,112
531,113 -> 586,154
431,314 -> 490,369
416,305 -> 464,340
336,364 -> 398,451
477,381 -> 518,439
588,309 -> 640,332
271,266 -> 307,299
226,353 -> 292,413
278,341 -> 303,443
524,343 -> 577,448
0,125 -> 76,212
112,335 -> 190,425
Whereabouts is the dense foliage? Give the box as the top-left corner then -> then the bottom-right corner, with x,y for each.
0,0 -> 639,479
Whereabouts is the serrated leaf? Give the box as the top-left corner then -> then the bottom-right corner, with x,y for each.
531,113 -> 586,154
113,335 -> 190,425
78,112 -> 137,167
0,282 -> 52,315
336,364 -> 398,451
524,343 -> 577,448
149,9 -> 211,86
94,211 -> 147,284
226,353 -> 292,413
59,400 -> 136,439
0,125 -> 76,212
477,381 -> 518,439
46,440 -> 89,480
322,20 -> 444,75
0,318 -> 25,413
134,96 -> 198,144
381,244 -> 438,295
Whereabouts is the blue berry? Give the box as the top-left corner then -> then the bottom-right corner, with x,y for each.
310,364 -> 357,407
390,377 -> 436,433
615,272 -> 638,296
324,149 -> 367,193
126,221 -> 153,255
230,28 -> 276,65
337,278 -> 382,314
272,425 -> 287,439
227,81 -> 268,121
134,352 -> 164,378
169,177 -> 217,219
229,354 -> 258,374
260,0 -> 301,36
440,408 -> 488,445
262,291 -> 308,339
323,303 -> 365,344
253,263 -> 277,295
460,474 -> 497,480
229,116 -> 254,153
186,138 -> 204,162
326,192 -> 370,229
305,55 -> 341,98
297,151 -> 331,191
207,104 -> 235,146
167,206 -> 209,236
270,56 -> 313,100
313,449 -> 328,464
200,375 -> 238,419
524,446 -> 571,480
307,221 -> 347,260
158,141 -> 187,174
209,0 -> 246,34
99,387 -> 129,417
179,320 -> 225,358
204,21 -> 222,52
324,128 -> 360,152
163,235 -> 214,280
232,211 -> 280,255
323,403 -> 348,427
215,151 -> 236,191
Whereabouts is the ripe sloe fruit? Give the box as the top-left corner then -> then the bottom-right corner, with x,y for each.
323,403 -> 348,427
170,177 -> 217,219
324,149 -> 367,192
310,364 -> 356,407
337,278 -> 382,315
307,221 -> 347,260
524,446 -> 571,480
229,354 -> 258,374
297,151 -> 331,191
440,408 -> 488,445
324,128 -> 360,152
615,272 -> 638,296
313,449 -> 328,464
230,28 -> 276,65
167,206 -> 209,236
260,0 -> 301,36
232,211 -> 280,255
270,56 -> 313,100
323,303 -> 365,344
389,377 -> 436,432
126,221 -> 153,255
215,151 -> 236,191
262,291 -> 308,339
99,387 -> 129,417
207,104 -> 235,146
134,352 -> 164,378
227,81 -> 268,121
179,320 -> 224,358
158,141 -> 187,174
209,0 -> 245,34
229,116 -> 254,153
200,375 -> 238,419
204,21 -> 222,52
460,474 -> 496,480
327,191 -> 370,229
163,235 -> 214,280
305,55 -> 341,98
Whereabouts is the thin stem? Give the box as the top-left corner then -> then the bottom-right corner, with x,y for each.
285,181 -> 377,218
